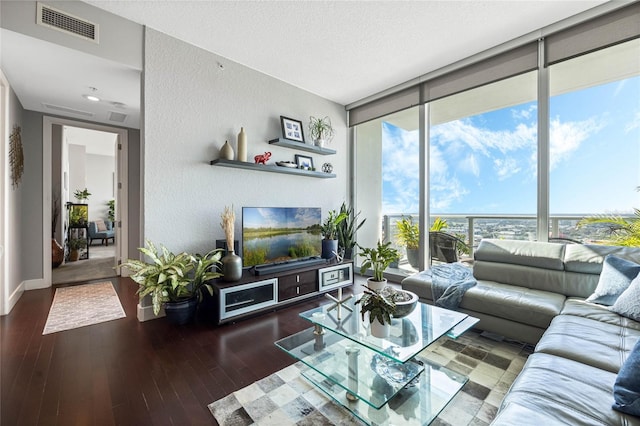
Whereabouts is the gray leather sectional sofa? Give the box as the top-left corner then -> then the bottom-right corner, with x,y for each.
401,238 -> 640,425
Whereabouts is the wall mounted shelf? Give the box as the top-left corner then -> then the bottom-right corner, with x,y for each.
268,138 -> 336,155
210,159 -> 336,178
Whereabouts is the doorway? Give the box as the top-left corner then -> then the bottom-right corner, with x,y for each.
43,117 -> 128,287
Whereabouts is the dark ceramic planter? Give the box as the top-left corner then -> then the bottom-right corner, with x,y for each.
322,239 -> 338,259
164,297 -> 198,325
406,248 -> 420,269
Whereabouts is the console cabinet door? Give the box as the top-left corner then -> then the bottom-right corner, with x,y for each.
278,270 -> 317,302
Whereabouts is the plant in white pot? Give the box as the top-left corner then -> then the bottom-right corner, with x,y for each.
358,240 -> 399,291
355,286 -> 398,338
308,116 -> 334,148
320,209 -> 348,259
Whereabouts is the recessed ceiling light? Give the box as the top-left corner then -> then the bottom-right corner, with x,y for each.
84,94 -> 100,102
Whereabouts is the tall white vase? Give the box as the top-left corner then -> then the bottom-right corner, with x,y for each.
237,127 -> 247,162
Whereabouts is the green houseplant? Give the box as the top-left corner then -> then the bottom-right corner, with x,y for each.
336,202 -> 366,259
320,209 -> 348,259
107,199 -> 115,224
396,216 -> 452,268
73,188 -> 91,203
355,286 -> 398,338
67,237 -> 87,261
120,241 -> 223,324
308,116 -> 334,148
358,240 -> 399,291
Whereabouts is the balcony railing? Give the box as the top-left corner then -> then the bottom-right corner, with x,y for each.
383,213 -> 633,261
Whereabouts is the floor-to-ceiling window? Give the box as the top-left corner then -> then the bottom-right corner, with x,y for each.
548,39 -> 640,244
429,71 -> 538,249
350,4 -> 640,279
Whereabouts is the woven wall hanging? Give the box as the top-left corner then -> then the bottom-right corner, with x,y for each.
9,125 -> 24,189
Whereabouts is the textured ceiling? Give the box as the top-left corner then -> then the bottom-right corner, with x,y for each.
87,0 -> 608,106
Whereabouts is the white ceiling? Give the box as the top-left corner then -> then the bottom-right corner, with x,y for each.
2,0 -> 610,129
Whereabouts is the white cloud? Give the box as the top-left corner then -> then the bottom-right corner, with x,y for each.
549,116 -> 603,169
494,157 -> 521,180
431,119 -> 536,156
613,80 -> 627,98
458,154 -> 480,177
511,104 -> 537,121
625,111 -> 640,134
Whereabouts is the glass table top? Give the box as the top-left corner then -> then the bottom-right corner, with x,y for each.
298,295 -> 477,363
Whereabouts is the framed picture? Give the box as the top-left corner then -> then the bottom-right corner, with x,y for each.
295,154 -> 314,170
280,116 -> 305,143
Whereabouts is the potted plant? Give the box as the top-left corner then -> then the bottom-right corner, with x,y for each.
355,286 -> 398,338
396,216 -> 420,268
308,116 -> 334,148
320,209 -> 348,259
73,188 -> 91,203
336,202 -> 366,260
358,240 -> 399,291
120,240 -> 220,325
107,199 -> 115,226
68,237 -> 87,261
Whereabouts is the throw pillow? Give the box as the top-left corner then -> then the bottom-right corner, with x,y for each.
612,338 -> 640,416
95,219 -> 107,232
586,255 -> 640,306
610,272 -> 640,322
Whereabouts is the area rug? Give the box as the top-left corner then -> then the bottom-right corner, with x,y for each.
43,281 -> 126,335
209,330 -> 534,426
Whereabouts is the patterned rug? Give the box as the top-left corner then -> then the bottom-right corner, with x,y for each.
43,281 -> 126,335
209,330 -> 534,426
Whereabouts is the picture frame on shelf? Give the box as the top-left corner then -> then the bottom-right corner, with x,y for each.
295,154 -> 314,170
280,116 -> 305,143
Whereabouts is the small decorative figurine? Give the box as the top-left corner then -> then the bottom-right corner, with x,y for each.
254,152 -> 272,164
322,162 -> 333,173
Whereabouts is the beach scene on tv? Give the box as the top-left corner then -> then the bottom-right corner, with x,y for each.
242,207 -> 322,267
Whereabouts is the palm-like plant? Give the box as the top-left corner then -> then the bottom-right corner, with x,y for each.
577,187 -> 640,247
320,209 -> 348,240
578,209 -> 640,247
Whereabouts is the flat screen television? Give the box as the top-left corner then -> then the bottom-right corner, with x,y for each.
242,207 -> 322,267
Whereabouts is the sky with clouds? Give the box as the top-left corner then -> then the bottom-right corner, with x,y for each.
382,75 -> 640,216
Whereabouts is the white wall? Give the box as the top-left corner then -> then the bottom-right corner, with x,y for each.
144,28 -> 348,254
86,153 -> 115,220
67,143 -> 86,201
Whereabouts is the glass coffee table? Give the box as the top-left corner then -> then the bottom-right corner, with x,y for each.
275,294 -> 479,425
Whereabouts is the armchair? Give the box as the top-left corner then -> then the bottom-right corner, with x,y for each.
88,220 -> 115,246
429,231 -> 467,263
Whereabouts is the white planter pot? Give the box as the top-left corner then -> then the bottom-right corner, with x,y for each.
370,318 -> 390,338
366,277 -> 387,292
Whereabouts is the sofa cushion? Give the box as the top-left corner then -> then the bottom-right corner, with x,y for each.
565,244 -> 640,274
586,255 -> 640,305
535,314 -> 640,373
561,298 -> 640,332
613,339 -> 640,416
495,352 -> 640,426
474,239 -> 565,270
473,261 -> 579,296
95,219 -> 107,232
459,280 -> 564,329
610,272 -> 640,322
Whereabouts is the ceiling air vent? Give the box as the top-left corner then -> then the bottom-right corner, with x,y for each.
42,103 -> 94,117
108,112 -> 128,123
37,2 -> 99,43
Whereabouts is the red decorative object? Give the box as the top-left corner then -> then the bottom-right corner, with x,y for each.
254,152 -> 272,164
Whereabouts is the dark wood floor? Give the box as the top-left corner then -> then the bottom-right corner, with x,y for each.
0,276 -> 369,426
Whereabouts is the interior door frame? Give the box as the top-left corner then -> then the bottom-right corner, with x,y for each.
0,70 -> 8,312
42,116 -> 128,288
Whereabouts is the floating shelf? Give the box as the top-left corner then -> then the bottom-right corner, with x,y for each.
210,159 -> 336,179
268,138 -> 336,155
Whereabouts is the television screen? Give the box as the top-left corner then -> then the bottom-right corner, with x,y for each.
242,207 -> 322,267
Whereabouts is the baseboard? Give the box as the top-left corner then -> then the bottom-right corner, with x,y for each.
137,303 -> 165,322
3,281 -> 25,315
25,278 -> 48,290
